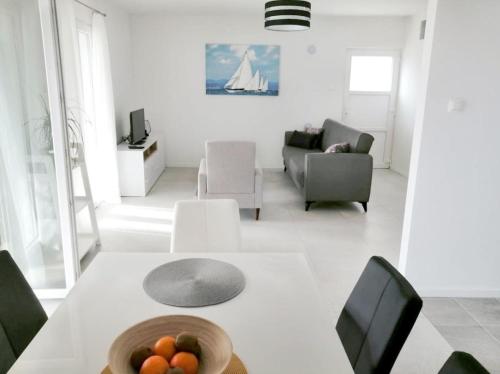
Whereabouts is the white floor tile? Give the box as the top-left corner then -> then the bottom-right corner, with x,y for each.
422,298 -> 477,326
456,298 -> 500,325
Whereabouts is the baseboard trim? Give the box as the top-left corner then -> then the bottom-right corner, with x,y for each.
264,167 -> 284,172
417,288 -> 500,298
165,164 -> 286,171
166,163 -> 199,168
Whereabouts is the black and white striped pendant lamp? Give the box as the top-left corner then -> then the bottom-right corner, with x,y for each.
265,0 -> 311,31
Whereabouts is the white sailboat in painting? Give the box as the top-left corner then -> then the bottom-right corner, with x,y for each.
258,77 -> 268,92
246,70 -> 260,91
224,50 -> 270,93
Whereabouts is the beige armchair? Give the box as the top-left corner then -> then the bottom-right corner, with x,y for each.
198,141 -> 263,220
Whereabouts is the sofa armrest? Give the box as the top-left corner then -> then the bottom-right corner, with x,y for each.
284,131 -> 294,146
198,158 -> 207,198
255,161 -> 263,208
304,153 -> 373,202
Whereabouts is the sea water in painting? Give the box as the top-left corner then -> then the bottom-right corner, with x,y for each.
206,44 -> 280,96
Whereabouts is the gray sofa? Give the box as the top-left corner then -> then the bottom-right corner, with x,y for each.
282,119 -> 374,211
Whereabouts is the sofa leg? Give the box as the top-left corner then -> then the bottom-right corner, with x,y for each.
284,165 -> 287,172
305,201 -> 313,211
256,208 -> 260,220
360,202 -> 368,212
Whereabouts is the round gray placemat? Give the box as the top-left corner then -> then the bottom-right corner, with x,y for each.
143,258 -> 246,307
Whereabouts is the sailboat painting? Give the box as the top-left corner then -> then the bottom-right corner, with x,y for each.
206,44 -> 280,96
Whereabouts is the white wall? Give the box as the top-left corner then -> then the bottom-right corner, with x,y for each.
130,14 -> 409,167
391,11 -> 425,176
76,0 -> 135,141
399,0 -> 500,296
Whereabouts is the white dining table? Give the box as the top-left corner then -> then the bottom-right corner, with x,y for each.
9,252 -> 452,373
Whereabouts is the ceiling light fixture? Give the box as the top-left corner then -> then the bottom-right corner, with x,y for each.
265,0 -> 311,31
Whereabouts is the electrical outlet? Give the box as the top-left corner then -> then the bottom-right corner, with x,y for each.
447,98 -> 466,112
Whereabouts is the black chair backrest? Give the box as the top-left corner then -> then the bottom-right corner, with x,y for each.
439,351 -> 489,374
0,251 -> 47,373
336,256 -> 422,374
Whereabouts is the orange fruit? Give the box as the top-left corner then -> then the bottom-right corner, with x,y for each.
139,355 -> 169,374
170,352 -> 199,374
154,336 -> 177,361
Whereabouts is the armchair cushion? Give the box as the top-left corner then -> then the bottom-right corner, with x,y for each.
198,142 -> 262,210
206,141 -> 255,194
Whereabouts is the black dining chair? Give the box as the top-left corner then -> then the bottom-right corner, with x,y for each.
438,351 -> 489,374
336,256 -> 423,374
0,250 -> 48,373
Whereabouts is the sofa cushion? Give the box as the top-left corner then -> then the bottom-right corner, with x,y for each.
283,146 -> 322,165
321,119 -> 374,154
287,131 -> 318,150
283,146 -> 322,188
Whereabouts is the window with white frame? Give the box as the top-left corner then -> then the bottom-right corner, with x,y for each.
348,55 -> 394,92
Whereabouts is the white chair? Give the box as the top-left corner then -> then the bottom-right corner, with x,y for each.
198,141 -> 263,220
170,199 -> 242,253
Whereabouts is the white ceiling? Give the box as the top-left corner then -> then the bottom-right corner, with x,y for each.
109,0 -> 427,16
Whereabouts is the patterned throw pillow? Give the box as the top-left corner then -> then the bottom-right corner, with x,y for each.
325,142 -> 350,153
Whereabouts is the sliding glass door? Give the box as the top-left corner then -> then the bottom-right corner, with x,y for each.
0,0 -> 79,296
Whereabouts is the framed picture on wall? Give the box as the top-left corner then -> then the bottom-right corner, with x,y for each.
205,43 -> 280,96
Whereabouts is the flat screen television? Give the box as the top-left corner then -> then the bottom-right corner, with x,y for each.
130,109 -> 146,145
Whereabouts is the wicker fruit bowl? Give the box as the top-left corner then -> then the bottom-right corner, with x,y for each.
108,315 -> 233,374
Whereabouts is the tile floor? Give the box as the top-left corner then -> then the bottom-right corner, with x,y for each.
68,168 -> 500,372
422,298 -> 500,372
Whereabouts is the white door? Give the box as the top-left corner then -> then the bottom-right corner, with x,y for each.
342,50 -> 401,168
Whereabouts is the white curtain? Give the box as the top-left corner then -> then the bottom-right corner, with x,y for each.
0,0 -> 61,284
56,0 -> 84,112
91,13 -> 121,204
57,1 -> 121,205
0,11 -> 36,265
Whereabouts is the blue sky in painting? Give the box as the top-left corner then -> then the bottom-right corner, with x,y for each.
206,44 -> 280,84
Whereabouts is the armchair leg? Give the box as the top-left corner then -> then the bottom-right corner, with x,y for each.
256,208 -> 260,221
360,202 -> 368,212
284,165 -> 287,172
305,201 -> 313,211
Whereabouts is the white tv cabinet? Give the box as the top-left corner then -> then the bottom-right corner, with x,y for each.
117,134 -> 165,196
